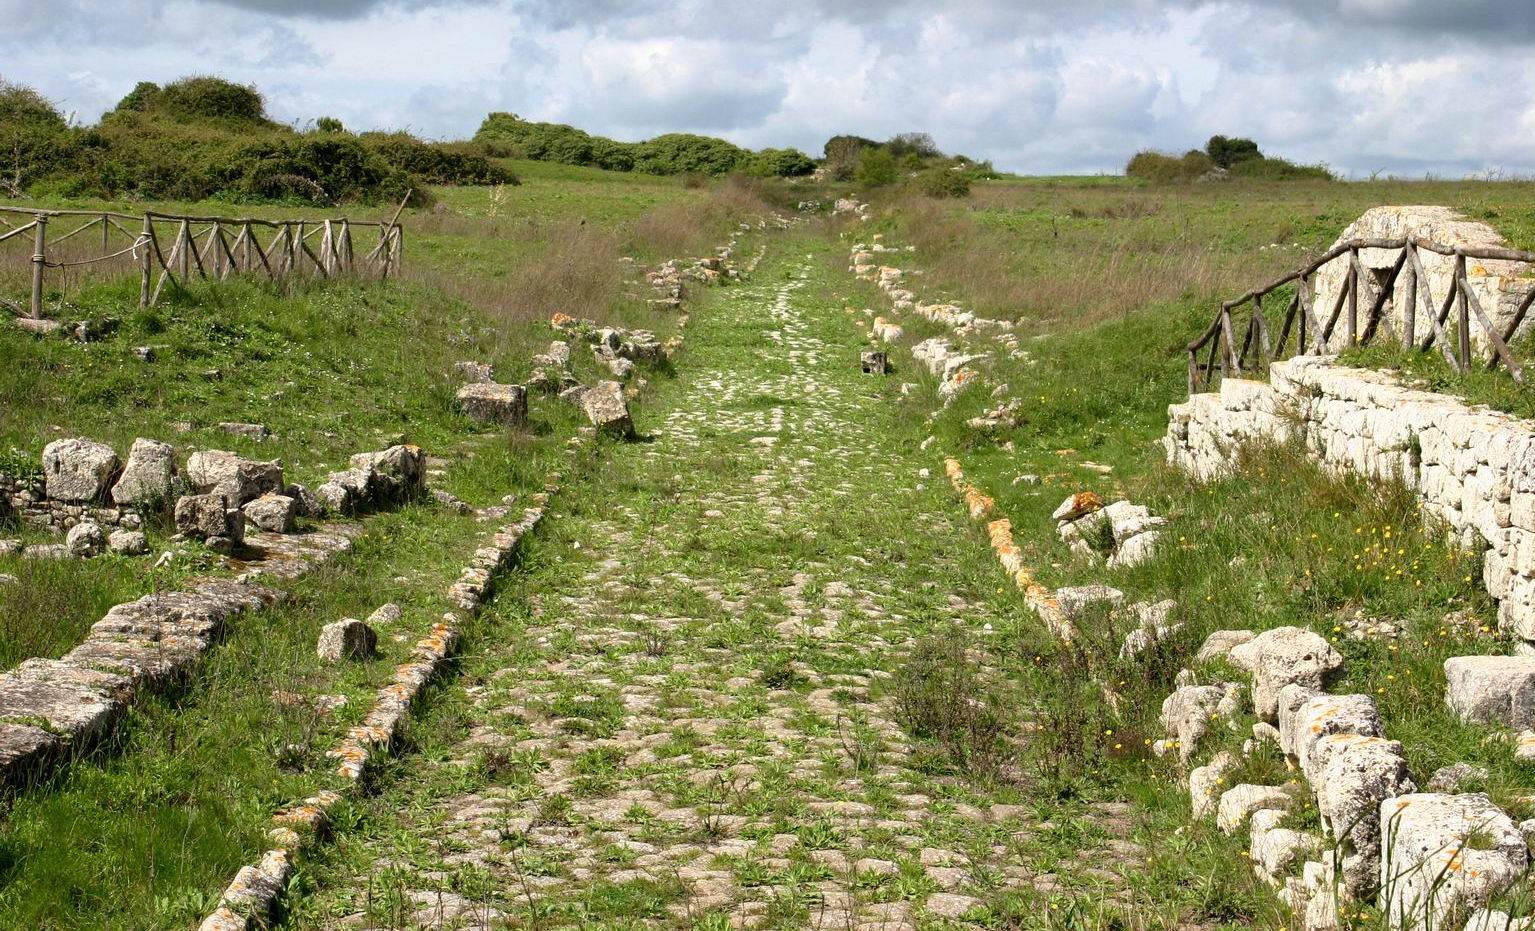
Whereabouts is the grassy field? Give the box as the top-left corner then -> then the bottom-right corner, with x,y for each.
0,160 -> 775,928
842,176 -> 1535,926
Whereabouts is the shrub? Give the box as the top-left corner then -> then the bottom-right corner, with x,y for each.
892,629 -> 1005,773
915,168 -> 971,198
1229,156 -> 1336,181
741,147 -> 816,178
313,116 -> 345,134
855,148 -> 900,187
822,136 -> 867,182
1206,134 -> 1262,168
356,132 -> 517,186
148,76 -> 270,124
886,131 -> 941,159
632,133 -> 748,175
0,80 -> 70,193
1125,149 -> 1216,183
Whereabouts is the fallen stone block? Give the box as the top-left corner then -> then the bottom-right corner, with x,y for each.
1160,682 -> 1243,763
1278,690 -> 1384,780
1194,629 -> 1256,664
452,361 -> 494,383
455,383 -> 528,427
111,437 -> 177,507
861,350 -> 888,375
107,530 -> 148,556
243,495 -> 298,534
1230,626 -> 1344,721
581,381 -> 634,437
186,450 -> 283,505
175,493 -> 246,547
1217,784 -> 1295,835
349,445 -> 426,504
1380,793 -> 1528,930
217,422 -> 269,440
317,619 -> 377,662
1445,655 -> 1535,728
42,437 -> 120,503
1052,491 -> 1104,523
65,521 -> 105,558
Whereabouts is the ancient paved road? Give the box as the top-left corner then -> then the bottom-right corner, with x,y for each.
304,246 -> 1140,930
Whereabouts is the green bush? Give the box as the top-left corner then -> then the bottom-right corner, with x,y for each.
915,168 -> 971,198
114,76 -> 271,125
1206,134 -> 1262,168
0,81 -> 71,192
741,147 -> 816,178
1229,156 -> 1336,181
1125,149 -> 1217,183
855,148 -> 900,187
632,133 -> 748,175
356,132 -> 516,186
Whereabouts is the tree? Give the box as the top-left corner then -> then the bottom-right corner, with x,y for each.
855,147 -> 899,187
886,132 -> 940,159
1205,135 -> 1262,168
823,136 -> 869,181
314,116 -> 345,133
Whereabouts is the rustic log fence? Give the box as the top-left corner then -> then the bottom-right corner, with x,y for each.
0,202 -> 405,318
1187,237 -> 1535,394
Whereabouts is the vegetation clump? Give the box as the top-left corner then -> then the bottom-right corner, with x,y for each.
475,113 -> 816,178
1126,134 -> 1334,183
1,76 -> 515,206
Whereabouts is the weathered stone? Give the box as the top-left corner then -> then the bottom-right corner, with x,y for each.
1229,626 -> 1345,721
174,494 -> 245,546
0,541 -> 19,558
368,603 -> 402,626
1108,530 -> 1162,568
14,317 -> 63,336
559,384 -> 588,407
186,450 -> 283,505
1189,750 -> 1240,819
455,383 -> 528,427
1052,491 -> 1104,522
1380,793 -> 1528,930
111,438 -> 177,507
315,481 -> 352,516
243,495 -> 298,534
42,438 -> 120,503
1160,682 -> 1243,763
350,445 -> 426,503
1055,583 -> 1124,618
1195,629 -> 1256,664
861,350 -> 888,375
1312,736 -> 1415,896
1278,690 -> 1384,781
1216,784 -> 1295,834
453,361 -> 494,383
581,381 -> 634,437
22,544 -> 68,560
217,422 -> 269,440
65,521 -> 105,558
1467,909 -> 1535,931
1444,655 -> 1535,728
285,482 -> 322,518
107,530 -> 148,556
1427,762 -> 1491,794
317,619 -> 377,662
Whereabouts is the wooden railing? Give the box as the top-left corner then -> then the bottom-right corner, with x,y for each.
1187,238 -> 1535,393
0,201 -> 405,318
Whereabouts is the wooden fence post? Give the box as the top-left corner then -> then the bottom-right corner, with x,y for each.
139,216 -> 152,308
1401,245 -> 1416,348
30,214 -> 47,319
1346,247 -> 1358,345
1457,252 -> 1471,370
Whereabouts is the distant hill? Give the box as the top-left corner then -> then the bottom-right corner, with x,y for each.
1,75 -> 516,207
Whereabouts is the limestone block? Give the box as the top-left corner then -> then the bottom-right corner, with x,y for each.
186,450 -> 283,505
1108,530 -> 1162,568
455,382 -> 528,427
1444,655 -> 1535,728
65,521 -> 105,558
1217,784 -> 1295,835
349,445 -> 426,504
452,361 -> 493,383
1229,626 -> 1344,722
581,381 -> 634,437
42,438 -> 119,503
1160,682 -> 1243,764
111,438 -> 177,507
1314,735 -> 1414,895
1189,750 -> 1239,820
1055,584 -> 1124,618
107,530 -> 148,556
1380,793 -> 1528,930
175,494 -> 245,546
1249,809 -> 1322,886
243,495 -> 298,534
1195,629 -> 1256,664
1278,691 -> 1384,781
317,619 -> 377,662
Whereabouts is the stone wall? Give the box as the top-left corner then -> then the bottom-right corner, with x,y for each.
1,473 -> 145,531
1165,355 -> 1535,646
1312,206 -> 1534,353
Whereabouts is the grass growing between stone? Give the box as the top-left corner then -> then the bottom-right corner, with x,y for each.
836,186 -> 1535,925
0,422 -> 572,931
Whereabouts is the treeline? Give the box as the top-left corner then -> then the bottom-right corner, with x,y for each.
0,76 -> 516,207
821,132 -> 996,198
1126,135 -> 1334,183
473,113 -> 817,178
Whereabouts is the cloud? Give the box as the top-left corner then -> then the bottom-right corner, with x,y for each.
2,0 -> 1533,175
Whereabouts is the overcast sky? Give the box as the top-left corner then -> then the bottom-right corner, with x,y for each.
4,0 -> 1534,177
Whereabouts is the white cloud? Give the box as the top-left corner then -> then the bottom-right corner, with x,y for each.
3,0 -> 1533,175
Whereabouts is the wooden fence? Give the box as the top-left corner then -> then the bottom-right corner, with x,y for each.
0,203 -> 405,318
1187,237 -> 1535,394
